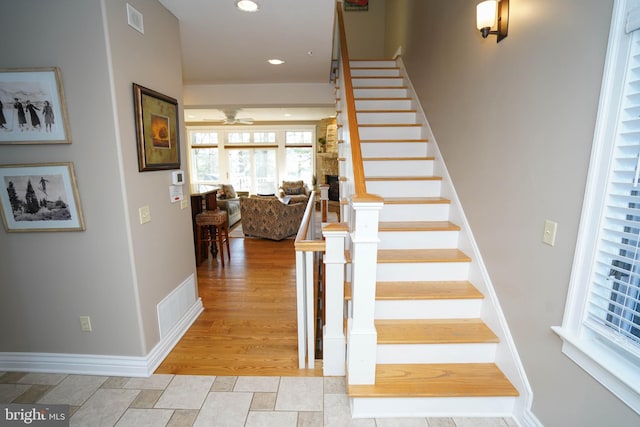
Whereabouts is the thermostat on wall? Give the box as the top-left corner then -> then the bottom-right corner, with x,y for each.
172,170 -> 185,185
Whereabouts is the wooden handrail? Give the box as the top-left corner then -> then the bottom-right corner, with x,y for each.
294,192 -> 326,252
336,3 -> 367,196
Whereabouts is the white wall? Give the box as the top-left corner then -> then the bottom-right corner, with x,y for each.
0,0 -> 195,360
342,0 -> 387,58
389,0 -> 640,425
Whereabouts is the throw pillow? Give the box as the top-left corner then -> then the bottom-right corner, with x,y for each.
284,187 -> 303,195
222,184 -> 236,199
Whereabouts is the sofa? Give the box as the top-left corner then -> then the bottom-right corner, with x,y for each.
216,184 -> 246,227
279,180 -> 311,204
239,196 -> 306,240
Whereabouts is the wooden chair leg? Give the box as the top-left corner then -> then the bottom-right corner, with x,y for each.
216,224 -> 225,267
224,221 -> 230,261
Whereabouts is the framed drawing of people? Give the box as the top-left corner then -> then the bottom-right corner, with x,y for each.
0,67 -> 71,144
133,83 -> 181,172
0,163 -> 85,232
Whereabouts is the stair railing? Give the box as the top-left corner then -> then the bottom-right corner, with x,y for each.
330,3 -> 384,384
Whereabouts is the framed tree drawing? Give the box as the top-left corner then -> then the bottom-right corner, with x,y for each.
0,67 -> 71,144
0,163 -> 85,232
133,83 -> 181,171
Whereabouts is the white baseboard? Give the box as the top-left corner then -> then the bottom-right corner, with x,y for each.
0,298 -> 203,377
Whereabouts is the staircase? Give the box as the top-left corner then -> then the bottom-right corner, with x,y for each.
336,59 -> 525,418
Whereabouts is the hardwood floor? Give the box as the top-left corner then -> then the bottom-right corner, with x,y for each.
155,235 -> 322,377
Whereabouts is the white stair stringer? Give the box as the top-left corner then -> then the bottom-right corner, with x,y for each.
340,58 -> 533,423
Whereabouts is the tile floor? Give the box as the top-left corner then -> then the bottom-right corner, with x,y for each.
0,371 -> 519,427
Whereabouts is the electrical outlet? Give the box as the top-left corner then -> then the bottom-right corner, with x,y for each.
139,206 -> 151,224
80,316 -> 92,332
543,220 -> 558,246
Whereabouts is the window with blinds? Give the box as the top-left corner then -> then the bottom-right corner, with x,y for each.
554,0 -> 640,413
586,30 -> 640,357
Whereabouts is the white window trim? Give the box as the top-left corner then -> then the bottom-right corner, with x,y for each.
553,0 -> 640,414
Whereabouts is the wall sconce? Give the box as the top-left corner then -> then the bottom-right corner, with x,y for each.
476,0 -> 509,42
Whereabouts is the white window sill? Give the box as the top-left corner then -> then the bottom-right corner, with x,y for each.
552,326 -> 640,414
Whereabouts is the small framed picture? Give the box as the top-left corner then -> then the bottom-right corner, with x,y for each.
0,67 -> 71,144
0,163 -> 85,232
344,0 -> 368,11
133,83 -> 181,172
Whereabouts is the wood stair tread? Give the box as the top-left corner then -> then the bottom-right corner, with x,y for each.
377,249 -> 471,263
348,364 -> 519,398
375,319 -> 499,344
344,281 -> 484,301
379,221 -> 459,232
359,123 -> 421,127
383,197 -> 450,205
360,139 -> 429,143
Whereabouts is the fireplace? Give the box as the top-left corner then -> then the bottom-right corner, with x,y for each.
326,175 -> 339,201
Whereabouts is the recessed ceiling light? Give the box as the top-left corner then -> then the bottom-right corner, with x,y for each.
236,0 -> 259,12
268,59 -> 285,65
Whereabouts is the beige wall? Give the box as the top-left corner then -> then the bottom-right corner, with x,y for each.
0,0 -> 194,358
389,0 -> 640,425
342,0 -> 387,58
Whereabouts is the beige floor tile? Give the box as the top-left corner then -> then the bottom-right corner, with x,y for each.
234,376 -> 280,392
11,384 -> 51,404
298,411 -> 323,427
250,392 -> 277,410
0,384 -> 30,403
275,377 -> 323,412
0,372 -> 27,384
102,377 -> 131,389
167,409 -> 199,427
324,377 -> 346,394
452,418 -> 509,427
38,375 -> 108,406
115,408 -> 174,427
427,419 -> 456,427
155,375 -> 214,410
124,374 -> 174,390
376,418 -> 429,427
211,376 -> 237,391
69,388 -> 139,426
245,410 -> 298,427
324,393 -> 375,427
130,389 -> 163,409
193,391 -> 253,427
17,373 -> 67,386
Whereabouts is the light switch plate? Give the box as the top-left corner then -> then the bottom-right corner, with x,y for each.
139,206 -> 151,224
543,220 -> 558,246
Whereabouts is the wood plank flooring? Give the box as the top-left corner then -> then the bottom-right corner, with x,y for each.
155,235 -> 322,377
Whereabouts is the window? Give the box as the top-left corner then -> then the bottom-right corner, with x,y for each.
189,131 -> 219,184
284,130 -> 313,186
553,0 -> 640,413
187,125 -> 316,193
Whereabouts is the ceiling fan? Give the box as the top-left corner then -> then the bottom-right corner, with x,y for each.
219,109 -> 254,125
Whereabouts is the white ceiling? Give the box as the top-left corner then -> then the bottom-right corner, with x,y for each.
158,0 -> 338,123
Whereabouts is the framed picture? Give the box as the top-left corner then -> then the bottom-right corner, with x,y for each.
133,83 -> 181,171
0,67 -> 71,144
0,163 -> 85,232
344,0 -> 368,11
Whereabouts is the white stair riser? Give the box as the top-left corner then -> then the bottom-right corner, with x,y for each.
361,142 -> 428,158
364,159 -> 433,177
376,343 -> 497,364
359,126 -> 423,140
356,99 -> 413,110
379,204 -> 450,222
366,180 -> 441,198
350,68 -> 401,77
354,88 -> 408,98
376,262 -> 470,282
373,299 -> 481,319
350,60 -> 397,68
357,111 -> 418,125
352,77 -> 405,87
349,396 -> 516,419
378,230 -> 459,249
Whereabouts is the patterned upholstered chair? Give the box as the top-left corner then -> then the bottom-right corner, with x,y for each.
239,196 -> 306,240
279,180 -> 310,205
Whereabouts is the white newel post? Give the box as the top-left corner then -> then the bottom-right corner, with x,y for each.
322,222 -> 349,376
347,194 -> 383,384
